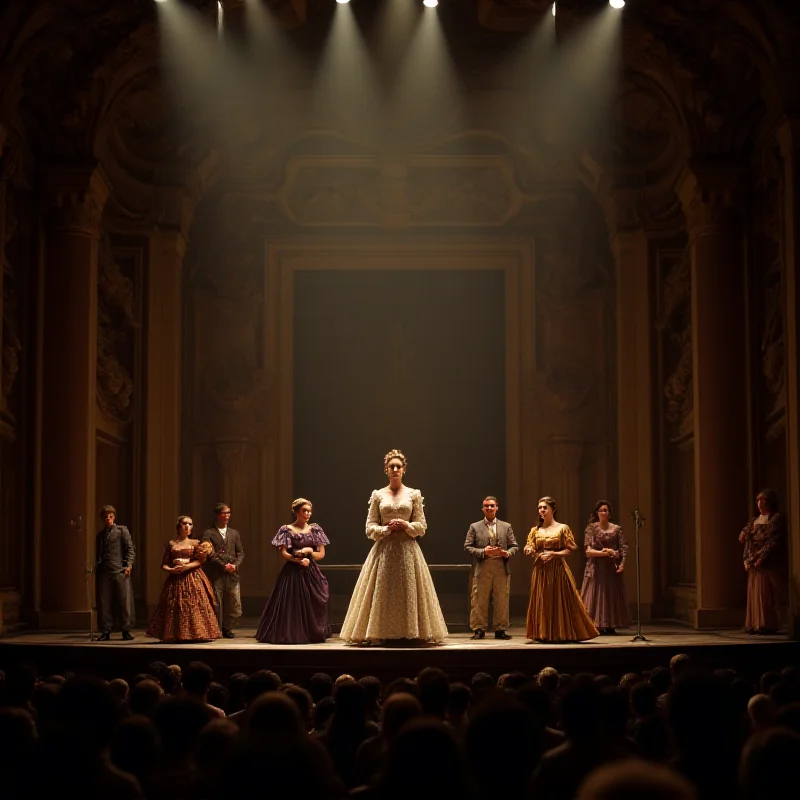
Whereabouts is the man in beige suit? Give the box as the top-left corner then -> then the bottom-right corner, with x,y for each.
464,496 -> 518,640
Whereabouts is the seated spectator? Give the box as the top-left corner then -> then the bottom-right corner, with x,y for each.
129,679 -> 164,717
227,669 -> 282,726
578,759 -> 697,799
309,672 -> 334,704
182,661 -> 224,718
446,682 -> 471,740
355,691 -> 422,787
739,727 -> 800,800
747,693 -> 776,732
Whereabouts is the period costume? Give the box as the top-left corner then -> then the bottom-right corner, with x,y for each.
464,516 -> 518,636
742,512 -> 787,633
95,522 -> 136,636
340,486 -> 448,644
146,539 -> 221,642
201,523 -> 244,633
256,524 -> 331,644
525,524 -> 599,642
580,522 -> 631,630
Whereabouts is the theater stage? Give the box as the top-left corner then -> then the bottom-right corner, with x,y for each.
1,624 -> 797,684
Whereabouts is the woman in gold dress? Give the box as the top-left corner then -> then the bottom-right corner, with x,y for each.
524,496 -> 599,643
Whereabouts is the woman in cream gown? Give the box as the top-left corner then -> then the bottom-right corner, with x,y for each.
340,449 -> 448,645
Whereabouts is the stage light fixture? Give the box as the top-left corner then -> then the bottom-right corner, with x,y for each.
336,0 -> 351,4
551,3 -> 556,16
609,0 -> 625,8
423,0 -> 439,7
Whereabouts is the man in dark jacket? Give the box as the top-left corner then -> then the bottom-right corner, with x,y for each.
201,502 -> 244,638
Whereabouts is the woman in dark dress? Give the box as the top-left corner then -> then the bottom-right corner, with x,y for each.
740,488 -> 787,634
580,500 -> 631,635
256,498 -> 331,644
146,515 -> 221,642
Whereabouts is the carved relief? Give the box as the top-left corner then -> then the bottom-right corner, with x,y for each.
191,246 -> 270,440
657,249 -> 693,436
753,145 -> 786,441
97,236 -> 137,424
1,288 -> 21,416
531,220 -> 613,435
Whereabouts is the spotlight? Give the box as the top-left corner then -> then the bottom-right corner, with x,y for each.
423,0 -> 438,7
335,0 -> 350,4
551,3 -> 556,16
609,0 -> 625,8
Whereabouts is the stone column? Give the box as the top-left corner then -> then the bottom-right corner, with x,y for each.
678,166 -> 748,627
607,216 -> 656,620
144,229 -> 187,611
779,116 -> 800,638
39,167 -> 109,629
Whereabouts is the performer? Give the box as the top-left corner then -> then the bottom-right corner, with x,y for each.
464,496 -> 517,640
740,488 -> 787,635
524,496 -> 599,643
94,505 -> 135,641
256,498 -> 331,644
580,500 -> 631,634
201,503 -> 244,638
340,449 -> 448,645
146,516 -> 221,642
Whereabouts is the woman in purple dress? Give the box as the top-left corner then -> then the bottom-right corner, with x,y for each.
580,500 -> 631,635
256,497 -> 331,644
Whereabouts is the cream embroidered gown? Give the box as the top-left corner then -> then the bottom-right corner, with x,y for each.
340,486 -> 448,644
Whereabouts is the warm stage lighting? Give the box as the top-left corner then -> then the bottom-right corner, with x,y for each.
423,0 -> 439,7
551,3 -> 556,16
335,0 -> 350,4
609,0 -> 625,8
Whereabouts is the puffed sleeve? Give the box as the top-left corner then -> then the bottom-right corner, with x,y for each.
271,526 -> 293,549
562,525 -> 577,550
526,527 -> 539,548
616,525 -> 629,563
406,490 -> 427,538
583,524 -> 596,550
310,524 -> 330,547
366,491 -> 389,541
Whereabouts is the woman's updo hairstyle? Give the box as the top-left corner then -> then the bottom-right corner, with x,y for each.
384,449 -> 408,474
537,496 -> 558,525
291,498 -> 312,517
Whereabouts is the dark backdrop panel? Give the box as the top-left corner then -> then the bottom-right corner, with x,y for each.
294,269 -> 506,573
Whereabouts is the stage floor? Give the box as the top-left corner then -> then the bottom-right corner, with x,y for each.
1,624 -> 797,683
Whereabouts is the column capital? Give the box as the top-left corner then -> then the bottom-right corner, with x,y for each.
677,165 -> 741,237
46,166 -> 109,235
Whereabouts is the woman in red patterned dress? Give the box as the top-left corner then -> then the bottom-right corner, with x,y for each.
146,516 -> 222,642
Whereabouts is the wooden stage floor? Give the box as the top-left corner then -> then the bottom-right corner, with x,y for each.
1,624 -> 797,684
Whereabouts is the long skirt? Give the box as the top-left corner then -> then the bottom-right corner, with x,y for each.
526,558 -> 599,642
256,561 -> 331,644
146,569 -> 221,642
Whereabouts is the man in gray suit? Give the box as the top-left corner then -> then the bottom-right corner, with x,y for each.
464,496 -> 517,640
94,504 -> 135,641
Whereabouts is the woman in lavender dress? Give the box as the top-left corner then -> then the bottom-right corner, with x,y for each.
256,498 -> 331,644
580,500 -> 631,635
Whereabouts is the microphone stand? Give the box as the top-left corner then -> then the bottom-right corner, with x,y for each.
630,508 -> 648,642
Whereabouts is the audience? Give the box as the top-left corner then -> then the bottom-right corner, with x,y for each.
2,648 -> 800,800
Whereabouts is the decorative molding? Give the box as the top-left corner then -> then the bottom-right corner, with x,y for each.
46,167 -> 109,235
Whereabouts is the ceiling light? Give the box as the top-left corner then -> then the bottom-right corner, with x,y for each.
609,0 -> 625,8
